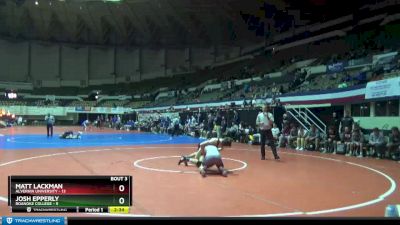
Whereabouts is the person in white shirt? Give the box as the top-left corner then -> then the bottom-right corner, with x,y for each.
44,113 -> 55,137
82,119 -> 90,131
228,122 -> 239,140
271,123 -> 280,140
256,105 -> 280,160
17,116 -> 23,126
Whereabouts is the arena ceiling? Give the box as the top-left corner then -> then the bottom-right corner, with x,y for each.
0,0 -> 389,47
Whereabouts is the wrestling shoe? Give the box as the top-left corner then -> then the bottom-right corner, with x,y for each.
178,156 -> 187,166
221,170 -> 228,177
274,156 -> 280,160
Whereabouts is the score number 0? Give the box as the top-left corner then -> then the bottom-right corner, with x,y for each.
118,184 -> 125,205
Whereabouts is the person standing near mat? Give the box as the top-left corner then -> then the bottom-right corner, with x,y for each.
171,116 -> 180,137
45,113 -> 55,137
256,104 -> 280,160
214,111 -> 223,139
82,119 -> 91,132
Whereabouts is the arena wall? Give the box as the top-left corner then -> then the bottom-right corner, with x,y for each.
0,38 -> 243,87
0,40 -> 29,82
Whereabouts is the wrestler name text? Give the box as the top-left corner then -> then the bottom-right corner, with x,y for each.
16,196 -> 60,202
15,184 -> 64,190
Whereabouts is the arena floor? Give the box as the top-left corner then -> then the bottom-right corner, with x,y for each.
0,126 -> 399,217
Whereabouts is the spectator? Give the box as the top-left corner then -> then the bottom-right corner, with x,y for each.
351,124 -> 364,157
339,110 -> 354,133
227,122 -> 239,140
240,123 -> 252,143
354,71 -> 367,85
189,115 -> 198,134
116,115 -> 122,130
287,124 -> 298,149
338,81 -> 348,88
330,112 -> 341,134
243,99 -> 248,107
304,124 -> 320,151
238,122 -> 245,142
296,126 -> 306,151
278,124 -> 290,148
325,126 -> 339,154
17,116 -> 23,126
199,122 -> 207,138
387,127 -> 400,160
271,123 -> 280,141
233,110 -> 240,125
207,112 -> 214,138
341,127 -> 353,156
124,120 -> 135,131
221,116 -> 227,135
273,99 -> 285,131
282,113 -> 291,129
279,85 -> 284,94
368,127 -> 386,159
214,111 -> 222,138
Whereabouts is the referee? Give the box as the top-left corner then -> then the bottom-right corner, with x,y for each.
256,104 -> 280,160
45,113 -> 55,137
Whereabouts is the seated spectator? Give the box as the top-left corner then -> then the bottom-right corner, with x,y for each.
278,124 -> 291,148
387,127 -> 400,160
124,120 -> 135,131
287,124 -> 298,149
227,122 -> 239,140
304,124 -> 320,151
325,126 -> 339,154
199,122 -> 208,138
368,127 -> 386,159
340,127 -> 353,156
354,71 -> 367,85
238,122 -> 246,143
351,124 -> 364,157
189,116 -> 198,134
240,125 -> 253,143
338,82 -> 348,88
271,123 -> 280,141
296,127 -> 307,151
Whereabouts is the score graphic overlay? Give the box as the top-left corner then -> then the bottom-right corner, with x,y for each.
8,176 -> 132,214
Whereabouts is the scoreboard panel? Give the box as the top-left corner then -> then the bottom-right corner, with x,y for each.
8,176 -> 132,214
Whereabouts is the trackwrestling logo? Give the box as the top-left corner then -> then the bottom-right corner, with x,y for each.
2,217 -> 64,225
